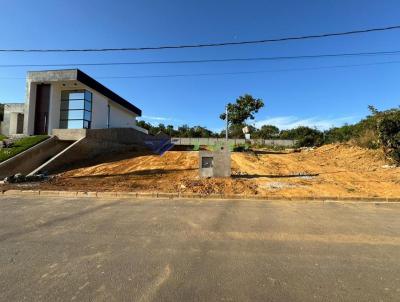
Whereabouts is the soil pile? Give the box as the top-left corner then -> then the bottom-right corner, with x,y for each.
21,144 -> 400,198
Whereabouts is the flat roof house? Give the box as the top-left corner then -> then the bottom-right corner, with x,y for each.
24,69 -> 144,135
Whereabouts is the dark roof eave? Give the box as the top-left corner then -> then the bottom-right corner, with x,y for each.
76,69 -> 142,116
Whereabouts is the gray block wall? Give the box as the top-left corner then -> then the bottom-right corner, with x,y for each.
172,137 -> 297,147
36,128 -> 154,174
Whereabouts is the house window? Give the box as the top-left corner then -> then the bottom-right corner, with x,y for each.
59,90 -> 92,129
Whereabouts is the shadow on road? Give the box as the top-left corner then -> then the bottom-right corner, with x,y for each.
0,200 -> 124,242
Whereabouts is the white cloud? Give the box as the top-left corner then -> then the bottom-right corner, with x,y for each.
141,115 -> 176,122
255,115 -> 360,130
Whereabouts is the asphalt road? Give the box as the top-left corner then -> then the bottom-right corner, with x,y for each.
0,196 -> 400,302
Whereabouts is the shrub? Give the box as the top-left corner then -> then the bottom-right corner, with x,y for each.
280,126 -> 324,147
376,109 -> 400,164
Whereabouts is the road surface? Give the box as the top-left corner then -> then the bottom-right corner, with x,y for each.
0,196 -> 399,301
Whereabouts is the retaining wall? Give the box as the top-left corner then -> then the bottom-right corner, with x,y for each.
35,128 -> 153,174
0,137 -> 72,178
172,137 -> 297,147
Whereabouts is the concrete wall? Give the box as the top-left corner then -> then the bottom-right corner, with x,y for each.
84,128 -> 150,145
47,82 -> 62,133
52,129 -> 87,140
172,137 -> 297,147
0,137 -> 72,178
52,128 -> 149,143
1,103 -> 25,136
37,128 -> 152,174
199,149 -> 231,178
24,81 -> 37,135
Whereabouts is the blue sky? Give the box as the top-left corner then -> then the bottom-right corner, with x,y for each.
0,0 -> 400,132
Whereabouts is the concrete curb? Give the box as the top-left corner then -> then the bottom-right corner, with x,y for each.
0,189 -> 399,202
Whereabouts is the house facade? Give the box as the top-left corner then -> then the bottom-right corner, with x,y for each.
23,69 -> 144,136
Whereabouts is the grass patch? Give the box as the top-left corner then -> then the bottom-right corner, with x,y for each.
0,135 -> 49,163
0,135 -> 7,141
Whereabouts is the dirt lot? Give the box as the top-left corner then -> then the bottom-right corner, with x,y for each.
25,143 -> 400,198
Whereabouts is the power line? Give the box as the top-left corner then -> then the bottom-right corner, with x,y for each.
1,60 -> 399,80
1,25 -> 400,53
1,50 -> 400,68
97,60 -> 400,78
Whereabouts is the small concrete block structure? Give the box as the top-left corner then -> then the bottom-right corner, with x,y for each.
199,145 -> 231,178
0,103 -> 25,136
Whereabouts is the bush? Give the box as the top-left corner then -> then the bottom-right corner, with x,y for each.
324,124 -> 356,144
377,109 -> 400,163
280,126 -> 324,147
351,128 -> 380,149
233,144 -> 250,152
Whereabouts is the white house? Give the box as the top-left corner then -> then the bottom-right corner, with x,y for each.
23,69 -> 145,135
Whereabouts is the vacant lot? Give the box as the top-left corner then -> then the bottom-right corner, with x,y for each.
31,143 -> 400,198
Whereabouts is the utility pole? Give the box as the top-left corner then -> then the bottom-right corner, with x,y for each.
225,105 -> 228,141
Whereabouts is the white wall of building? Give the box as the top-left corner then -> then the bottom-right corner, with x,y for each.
90,90 -> 109,129
48,83 -> 62,133
24,82 -> 37,135
108,101 -> 138,128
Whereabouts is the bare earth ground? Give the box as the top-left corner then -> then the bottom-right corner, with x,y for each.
26,143 -> 400,198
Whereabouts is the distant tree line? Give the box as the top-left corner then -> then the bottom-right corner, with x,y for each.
138,106 -> 399,163
138,93 -> 399,164
137,120 -> 322,143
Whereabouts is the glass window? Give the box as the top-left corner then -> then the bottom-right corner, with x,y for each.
60,110 -> 84,120
66,120 -> 84,129
69,92 -> 85,100
85,91 -> 92,101
61,100 -> 85,110
59,90 -> 92,129
84,110 -> 91,121
83,121 -> 91,129
84,100 -> 92,111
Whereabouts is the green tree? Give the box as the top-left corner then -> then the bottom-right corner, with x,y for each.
220,94 -> 264,125
280,126 -> 324,147
191,126 -> 213,138
137,120 -> 152,131
258,125 -> 280,139
177,124 -> 191,137
166,125 -> 175,136
376,108 -> 400,163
